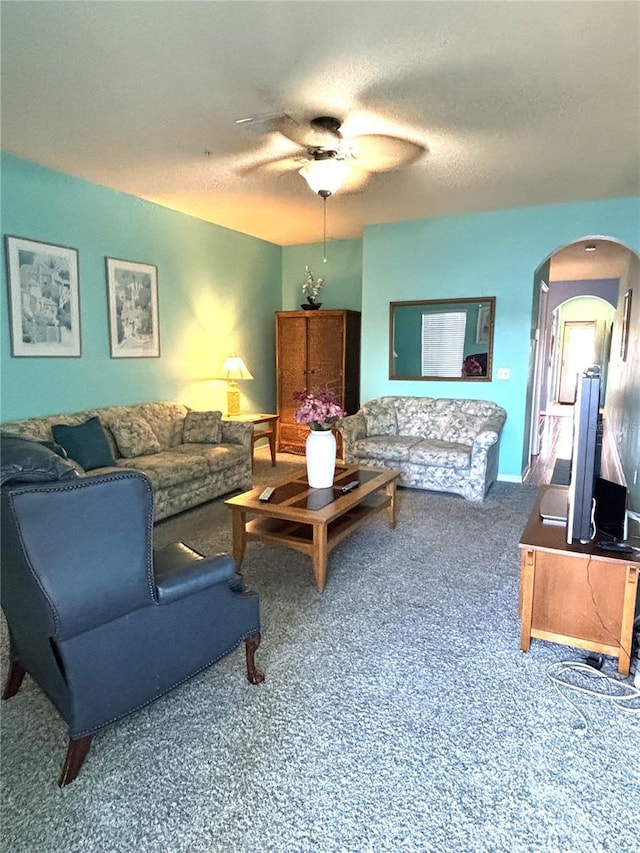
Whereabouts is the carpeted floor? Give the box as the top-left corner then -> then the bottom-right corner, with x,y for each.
1,449 -> 639,852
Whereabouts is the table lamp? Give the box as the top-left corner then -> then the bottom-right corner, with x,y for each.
219,356 -> 253,415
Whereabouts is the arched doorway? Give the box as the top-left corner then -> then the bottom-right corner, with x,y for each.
525,238 -> 632,484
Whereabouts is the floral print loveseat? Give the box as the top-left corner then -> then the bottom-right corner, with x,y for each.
1,402 -> 253,520
336,396 -> 506,502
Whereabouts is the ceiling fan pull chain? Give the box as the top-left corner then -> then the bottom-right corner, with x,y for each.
323,196 -> 327,263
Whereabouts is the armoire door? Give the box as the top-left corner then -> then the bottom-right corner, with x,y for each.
276,314 -> 308,447
306,314 -> 345,397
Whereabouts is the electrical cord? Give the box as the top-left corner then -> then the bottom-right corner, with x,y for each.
589,497 -> 596,541
546,661 -> 640,733
545,555 -> 640,731
538,518 -> 640,731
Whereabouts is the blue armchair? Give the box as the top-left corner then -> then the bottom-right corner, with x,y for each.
1,436 -> 263,786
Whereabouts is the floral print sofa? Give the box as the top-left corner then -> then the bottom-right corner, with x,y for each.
1,402 -> 253,520
336,396 -> 507,502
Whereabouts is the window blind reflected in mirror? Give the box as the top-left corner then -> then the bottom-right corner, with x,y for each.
421,312 -> 466,376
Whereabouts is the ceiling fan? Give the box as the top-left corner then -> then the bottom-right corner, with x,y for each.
235,112 -> 427,261
236,113 -> 428,196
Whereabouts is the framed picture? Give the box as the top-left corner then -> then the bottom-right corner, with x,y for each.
106,257 -> 160,358
476,304 -> 491,345
620,289 -> 632,362
5,235 -> 81,357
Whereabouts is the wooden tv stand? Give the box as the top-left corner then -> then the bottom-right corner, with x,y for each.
519,486 -> 639,675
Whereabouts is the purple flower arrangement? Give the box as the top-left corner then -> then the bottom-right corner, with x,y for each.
293,387 -> 345,431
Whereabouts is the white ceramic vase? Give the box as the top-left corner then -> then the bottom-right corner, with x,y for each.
305,428 -> 337,488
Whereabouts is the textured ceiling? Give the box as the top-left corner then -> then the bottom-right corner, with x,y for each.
1,1 -> 639,263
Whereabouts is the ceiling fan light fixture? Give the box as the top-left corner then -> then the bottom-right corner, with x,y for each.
298,158 -> 350,196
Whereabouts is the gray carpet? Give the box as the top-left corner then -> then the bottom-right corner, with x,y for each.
2,449 -> 639,853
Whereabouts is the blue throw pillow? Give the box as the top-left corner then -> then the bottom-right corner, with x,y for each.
52,416 -> 115,471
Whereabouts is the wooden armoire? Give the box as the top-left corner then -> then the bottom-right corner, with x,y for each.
276,309 -> 361,453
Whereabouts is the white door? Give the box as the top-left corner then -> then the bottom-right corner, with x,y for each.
557,321 -> 596,404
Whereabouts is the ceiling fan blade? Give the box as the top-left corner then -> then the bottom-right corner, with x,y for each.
237,152 -> 308,177
235,111 -> 294,135
235,111 -> 314,148
349,134 -> 427,172
338,168 -> 372,194
276,115 -> 344,149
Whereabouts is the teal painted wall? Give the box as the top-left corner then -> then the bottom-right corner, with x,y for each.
0,154 -> 281,420
281,239 -> 362,311
361,198 -> 640,481
393,305 -> 422,376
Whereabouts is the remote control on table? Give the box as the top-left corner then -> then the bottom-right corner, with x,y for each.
341,480 -> 360,494
258,487 -> 275,502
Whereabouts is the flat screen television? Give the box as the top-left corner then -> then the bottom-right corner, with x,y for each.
566,368 -> 602,544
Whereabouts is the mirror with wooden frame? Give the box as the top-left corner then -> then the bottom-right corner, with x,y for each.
389,297 -> 495,381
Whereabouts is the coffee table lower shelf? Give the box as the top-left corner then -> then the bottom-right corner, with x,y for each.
246,493 -> 389,548
226,467 -> 399,592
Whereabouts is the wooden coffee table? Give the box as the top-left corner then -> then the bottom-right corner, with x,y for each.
225,466 -> 400,592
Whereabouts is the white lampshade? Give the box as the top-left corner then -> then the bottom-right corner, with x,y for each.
299,159 -> 350,196
219,356 -> 253,382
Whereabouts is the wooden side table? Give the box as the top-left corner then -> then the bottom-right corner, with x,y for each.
519,486 -> 639,675
223,413 -> 278,470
